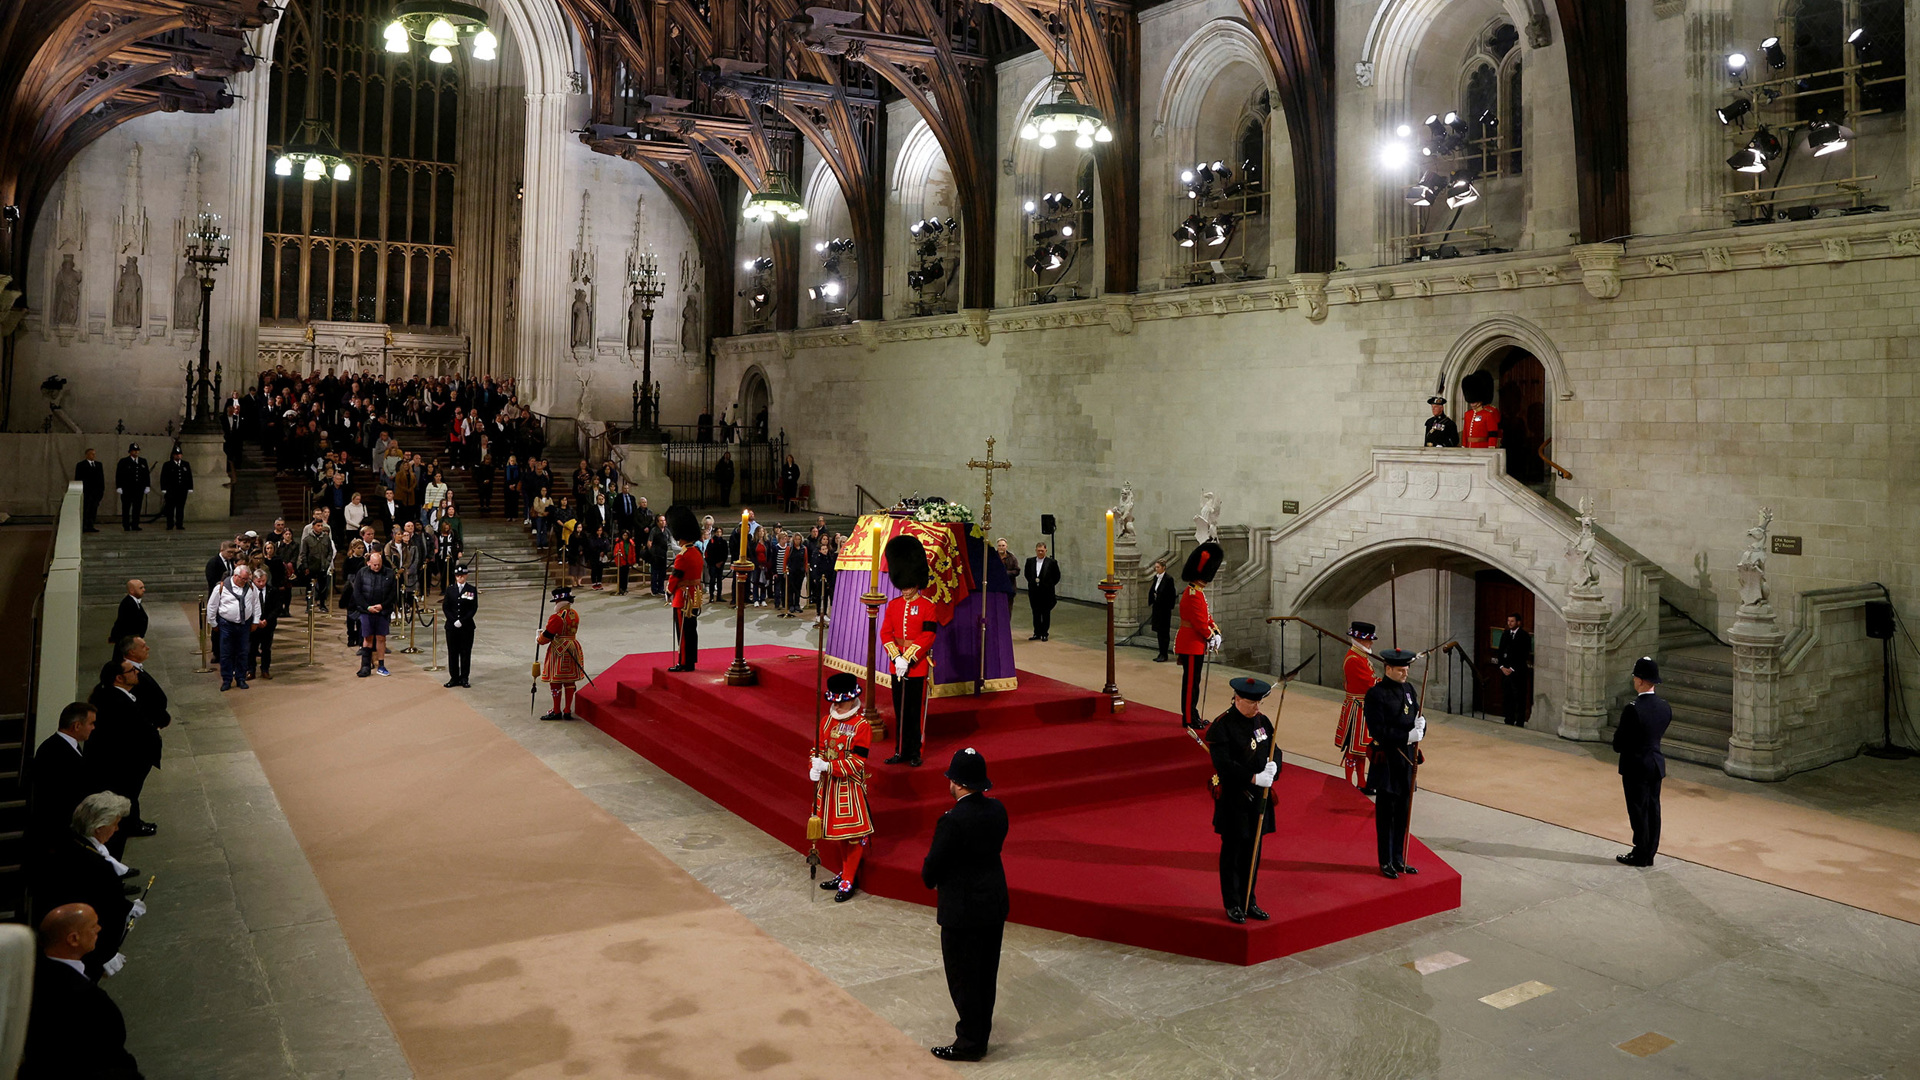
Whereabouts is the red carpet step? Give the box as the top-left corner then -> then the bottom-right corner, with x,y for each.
576,646 -> 1460,965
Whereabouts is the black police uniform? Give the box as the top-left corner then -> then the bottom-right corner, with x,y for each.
921,750 -> 1009,1062
1362,674 -> 1421,875
1206,701 -> 1278,919
441,574 -> 479,687
1613,658 -> 1671,866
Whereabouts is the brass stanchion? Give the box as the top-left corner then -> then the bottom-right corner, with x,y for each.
1099,575 -> 1125,712
423,618 -> 442,672
302,592 -> 317,668
400,593 -> 422,654
193,615 -> 214,674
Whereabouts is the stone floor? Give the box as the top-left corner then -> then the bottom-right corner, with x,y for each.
77,561 -> 1920,1079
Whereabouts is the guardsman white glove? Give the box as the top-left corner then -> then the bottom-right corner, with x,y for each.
1253,761 -> 1278,788
1208,633 -> 1223,652
103,953 -> 128,977
129,899 -> 147,919
1411,715 -> 1427,743
892,656 -> 909,677
809,756 -> 830,781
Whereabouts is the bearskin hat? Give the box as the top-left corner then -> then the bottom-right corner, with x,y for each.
664,504 -> 701,543
1462,370 -> 1495,407
1181,540 -> 1225,584
884,533 -> 930,591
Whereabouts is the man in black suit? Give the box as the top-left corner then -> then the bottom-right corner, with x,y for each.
158,447 -> 193,529
441,564 -> 478,688
88,659 -> 161,858
30,702 -> 97,854
611,483 -> 638,535
921,748 -> 1010,1063
1147,558 -> 1177,662
1613,656 -> 1672,867
112,443 -> 149,531
1494,613 -> 1533,727
372,487 -> 400,539
1022,542 -> 1060,641
204,539 -> 238,659
19,904 -> 145,1080
115,636 -> 168,838
74,448 -> 106,532
108,579 -> 147,644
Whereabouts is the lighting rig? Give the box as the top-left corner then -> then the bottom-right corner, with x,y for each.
1716,23 -> 1900,224
1170,158 -> 1263,285
739,256 -> 774,332
905,217 -> 959,316
808,237 -> 855,323
1379,109 -> 1509,261
1021,191 -> 1089,302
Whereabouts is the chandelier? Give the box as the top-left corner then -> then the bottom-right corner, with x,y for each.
274,118 -> 353,182
384,1 -> 496,64
1019,72 -> 1112,151
742,171 -> 808,224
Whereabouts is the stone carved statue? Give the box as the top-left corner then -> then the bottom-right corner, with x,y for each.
680,295 -> 702,361
626,291 -> 646,349
1735,506 -> 1774,608
1111,482 -> 1136,543
1192,491 -> 1221,544
51,254 -> 82,327
1566,496 -> 1600,595
570,288 -> 592,348
112,257 -> 142,327
173,264 -> 200,331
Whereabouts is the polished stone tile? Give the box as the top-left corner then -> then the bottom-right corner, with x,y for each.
1520,995 -> 1869,1080
576,776 -> 722,825
118,929 -> 275,1028
1659,950 -> 1920,1075
230,861 -> 334,931
275,989 -> 416,1079
1036,939 -> 1315,1020
203,781 -> 290,829
128,1004 -> 298,1080
971,1018 -> 1255,1080
252,919 -> 376,1005
853,961 -> 1133,1058
1476,888 -> 1757,990
1775,903 -> 1920,995
1437,849 -> 1586,926
753,902 -> 945,987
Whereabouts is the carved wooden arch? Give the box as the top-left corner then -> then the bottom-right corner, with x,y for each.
1237,0 -> 1336,273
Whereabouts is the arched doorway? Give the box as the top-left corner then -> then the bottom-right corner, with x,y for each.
738,367 -> 770,443
1476,345 -> 1549,490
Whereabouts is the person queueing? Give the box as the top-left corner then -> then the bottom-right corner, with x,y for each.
442,563 -> 478,688
809,672 -> 875,903
664,505 -> 704,672
1364,648 -> 1426,878
1334,622 -> 1379,790
537,586 -> 583,721
881,534 -> 945,768
1174,540 -> 1225,736
1206,677 -> 1279,924
1461,370 -> 1501,449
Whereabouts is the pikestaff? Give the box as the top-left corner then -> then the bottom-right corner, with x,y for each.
806,611 -> 828,880
1236,655 -> 1318,917
528,557 -> 552,716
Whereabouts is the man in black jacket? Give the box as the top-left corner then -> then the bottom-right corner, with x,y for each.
346,549 -> 401,677
1613,656 -> 1672,867
158,447 -> 193,530
74,448 -> 106,532
108,579 -> 147,644
31,702 -> 97,854
113,443 -> 149,531
87,658 -> 160,858
1206,677 -> 1279,923
1493,614 -> 1533,727
1363,649 -> 1426,879
19,904 -> 145,1080
1147,558 -> 1177,662
441,564 -> 478,688
1022,542 -> 1060,641
114,636 -> 168,838
921,748 -> 1009,1063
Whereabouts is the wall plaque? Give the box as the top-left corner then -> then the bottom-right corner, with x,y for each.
1771,535 -> 1802,556
1282,500 -> 1299,514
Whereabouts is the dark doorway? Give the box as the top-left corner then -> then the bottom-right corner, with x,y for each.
1487,347 -> 1548,489
1473,569 -> 1535,715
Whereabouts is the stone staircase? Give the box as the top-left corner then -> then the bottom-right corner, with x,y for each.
80,520 -> 244,605
1656,600 -> 1734,766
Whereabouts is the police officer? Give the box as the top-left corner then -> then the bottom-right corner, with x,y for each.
1364,649 -> 1425,878
1206,676 -> 1278,924
1613,656 -> 1671,867
1422,395 -> 1459,447
922,748 -> 1009,1063
441,564 -> 479,688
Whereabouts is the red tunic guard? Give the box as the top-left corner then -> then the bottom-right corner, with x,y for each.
879,534 -> 942,766
1334,632 -> 1378,789
1462,405 -> 1502,448
664,505 -> 704,671
1174,541 -> 1225,734
537,589 -> 583,721
811,672 -> 873,900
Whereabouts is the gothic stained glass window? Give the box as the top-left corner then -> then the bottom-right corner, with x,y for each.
260,0 -> 461,327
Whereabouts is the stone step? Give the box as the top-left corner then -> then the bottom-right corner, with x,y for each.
1662,719 -> 1731,767
1668,701 -> 1732,734
1665,649 -> 1733,680
1661,681 -> 1733,713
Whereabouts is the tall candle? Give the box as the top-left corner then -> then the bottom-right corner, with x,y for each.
869,521 -> 882,593
1105,509 -> 1115,578
739,509 -> 749,559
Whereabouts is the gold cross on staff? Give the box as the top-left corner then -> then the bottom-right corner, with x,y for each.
966,436 -> 1012,531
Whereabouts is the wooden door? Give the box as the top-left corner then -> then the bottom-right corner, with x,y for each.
1474,570 -> 1535,713
1495,349 -> 1548,487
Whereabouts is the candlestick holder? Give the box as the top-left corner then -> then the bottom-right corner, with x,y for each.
725,556 -> 757,685
861,587 -> 887,738
1099,574 -> 1124,712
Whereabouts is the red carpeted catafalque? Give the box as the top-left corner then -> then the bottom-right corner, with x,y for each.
576,646 -> 1460,966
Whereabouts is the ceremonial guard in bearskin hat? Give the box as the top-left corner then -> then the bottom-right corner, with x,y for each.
809,672 -> 875,902
1461,371 -> 1502,449
1207,676 -> 1279,924
1423,395 -> 1460,447
664,505 -> 704,672
537,586 -> 583,721
1335,622 -> 1379,790
1364,648 -> 1426,878
881,533 -> 946,767
1174,540 -> 1225,734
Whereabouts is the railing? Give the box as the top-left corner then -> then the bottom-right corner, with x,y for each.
855,484 -> 886,518
1439,640 -> 1487,720
1661,597 -> 1729,648
662,433 -> 786,507
1537,438 -> 1574,480
1265,615 -> 1355,688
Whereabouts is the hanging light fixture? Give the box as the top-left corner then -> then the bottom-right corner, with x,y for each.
275,117 -> 354,183
1020,71 -> 1112,152
742,171 -> 808,224
385,1 -> 496,64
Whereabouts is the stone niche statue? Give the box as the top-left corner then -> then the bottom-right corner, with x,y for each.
680,295 -> 702,361
173,263 -> 200,330
112,256 -> 143,328
626,291 -> 646,349
570,288 -> 592,348
52,254 -> 82,327
1192,491 -> 1221,544
1735,506 -> 1774,608
1111,482 -> 1137,543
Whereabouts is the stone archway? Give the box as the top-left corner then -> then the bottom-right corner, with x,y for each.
1267,447 -> 1664,741
738,366 -> 771,444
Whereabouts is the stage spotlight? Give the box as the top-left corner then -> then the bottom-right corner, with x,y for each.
1404,171 -> 1442,206
1060,224 -> 1074,237
1032,228 -> 1059,242
1716,97 -> 1751,125
1750,125 -> 1782,159
1846,27 -> 1866,49
1808,119 -> 1853,157
1728,147 -> 1768,173
1445,112 -> 1467,137
814,241 -> 827,252
1444,173 -> 1480,209
1179,169 -> 1195,184
1381,141 -> 1411,169
1022,200 -> 1037,214
1210,161 -> 1231,182
920,262 -> 943,283
1727,51 -> 1747,76
944,218 -> 958,232
1395,124 -> 1413,138
1761,36 -> 1786,69
1172,214 -> 1202,247
909,219 -> 927,236
1044,245 -> 1066,270
1425,113 -> 1445,138
1476,109 -> 1497,135
1204,214 -> 1236,247
924,218 -> 944,235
